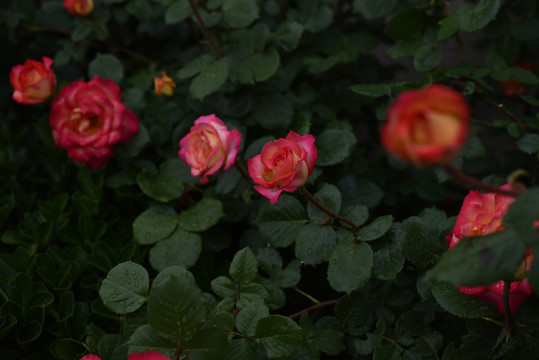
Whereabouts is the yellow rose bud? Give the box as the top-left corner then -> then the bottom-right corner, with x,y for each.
154,70 -> 176,97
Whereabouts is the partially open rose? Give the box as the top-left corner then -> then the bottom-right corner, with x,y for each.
154,70 -> 176,96
10,56 -> 56,104
381,84 -> 469,166
248,131 -> 317,204
446,184 -> 533,314
178,115 -> 241,183
82,350 -> 170,360
50,76 -> 139,168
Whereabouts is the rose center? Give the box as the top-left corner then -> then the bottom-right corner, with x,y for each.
412,111 -> 461,146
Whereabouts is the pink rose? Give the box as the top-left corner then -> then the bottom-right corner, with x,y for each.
178,114 -> 241,183
10,56 -> 56,104
248,131 -> 317,204
50,76 -> 139,168
446,184 -> 533,314
64,0 -> 94,16
381,84 -> 469,166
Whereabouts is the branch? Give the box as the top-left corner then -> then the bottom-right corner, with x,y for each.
288,299 -> 339,320
442,164 -> 524,197
188,0 -> 223,58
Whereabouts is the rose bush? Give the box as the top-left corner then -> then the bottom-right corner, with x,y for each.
380,84 -> 469,166
49,76 -> 139,168
178,114 -> 241,183
446,185 -> 532,314
248,131 -> 317,204
10,56 -> 56,104
82,351 -> 169,360
63,0 -> 94,16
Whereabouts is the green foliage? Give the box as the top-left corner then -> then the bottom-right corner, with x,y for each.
4,0 -> 539,358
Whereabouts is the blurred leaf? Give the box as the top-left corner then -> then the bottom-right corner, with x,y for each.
353,0 -> 397,20
349,84 -> 391,97
456,0 -> 501,32
253,92 -> 293,130
425,230 -> 527,286
222,0 -> 259,28
413,45 -> 442,72
88,54 -> 125,84
431,283 -> 497,318
99,261 -> 149,315
137,158 -> 186,202
511,18 -> 539,41
128,324 -> 178,353
273,22 -> 303,51
503,188 -> 539,235
255,315 -> 303,358
316,129 -> 357,166
184,326 -> 231,360
387,8 -> 426,40
165,0 -> 192,24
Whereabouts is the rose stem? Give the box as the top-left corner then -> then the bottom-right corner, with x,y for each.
503,281 -> 514,336
442,164 -> 523,197
288,299 -> 339,320
292,286 -> 319,305
299,187 -> 360,232
187,0 -> 224,58
476,93 -> 538,133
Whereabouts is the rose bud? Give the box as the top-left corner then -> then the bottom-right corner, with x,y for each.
499,61 -> 535,97
154,70 -> 176,97
380,84 -> 469,166
49,76 -> 139,168
178,114 -> 241,183
10,56 -> 56,105
248,131 -> 317,204
63,0 -> 94,16
446,184 -> 533,314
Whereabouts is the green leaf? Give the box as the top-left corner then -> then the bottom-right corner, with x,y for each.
425,230 -> 527,287
255,195 -> 306,247
137,158 -> 186,202
148,274 -> 208,341
431,283 -> 497,318
53,339 -> 87,359
133,206 -> 178,245
88,53 -> 124,84
349,84 -> 391,97
184,326 -> 231,360
99,261 -> 149,315
352,0 -> 397,20
230,247 -> 258,283
342,205 -> 369,227
316,329 -> 345,355
316,129 -> 357,166
255,315 -> 303,358
373,233 -> 405,280
327,241 -> 373,293
190,60 -> 228,99
387,38 -> 423,59
306,184 -> 341,223
128,324 -> 178,353
177,55 -> 214,79
165,0 -> 192,24
230,338 -> 257,360
456,0 -> 501,32
511,18 -> 539,41
149,228 -> 202,271
178,198 -> 224,232
211,276 -> 237,298
509,67 -> 539,84
295,224 -> 336,265
253,92 -> 293,130
335,292 -> 369,334
358,215 -> 393,242
273,22 -> 303,51
413,45 -> 442,72
437,13 -> 459,41
245,47 -> 280,82
222,0 -> 259,28
503,188 -> 539,235
236,300 -> 269,336
387,8 -> 426,40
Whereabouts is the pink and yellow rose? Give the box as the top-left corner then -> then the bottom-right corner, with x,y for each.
248,131 -> 317,204
64,0 -> 94,16
446,184 -> 532,314
82,350 -> 170,360
10,56 -> 56,105
178,114 -> 241,183
154,70 -> 176,96
50,76 -> 139,168
381,84 -> 469,166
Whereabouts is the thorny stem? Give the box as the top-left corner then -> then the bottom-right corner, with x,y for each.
187,0 -> 224,58
299,187 -> 360,233
477,93 -> 538,133
288,299 -> 339,320
503,281 -> 514,337
292,286 -> 320,304
442,164 -> 524,197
